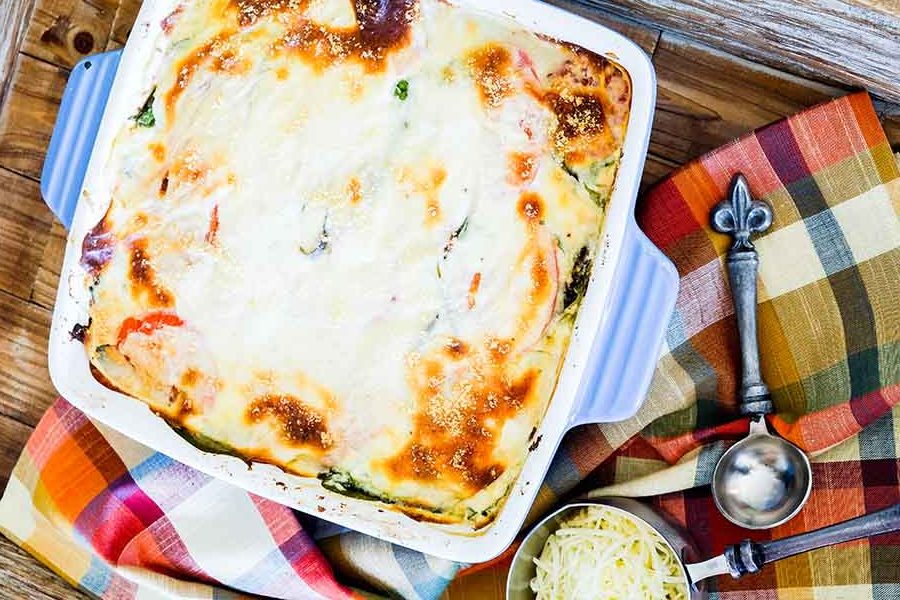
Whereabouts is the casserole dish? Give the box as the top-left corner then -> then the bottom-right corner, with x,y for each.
43,0 -> 677,562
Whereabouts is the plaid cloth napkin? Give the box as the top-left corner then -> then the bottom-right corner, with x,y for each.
2,91 -> 898,600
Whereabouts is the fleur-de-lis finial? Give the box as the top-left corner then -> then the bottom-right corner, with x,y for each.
711,174 -> 773,250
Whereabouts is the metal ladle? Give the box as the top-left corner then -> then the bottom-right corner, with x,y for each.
709,173 -> 812,529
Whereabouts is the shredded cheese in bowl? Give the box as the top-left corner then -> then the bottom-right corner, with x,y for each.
530,506 -> 689,600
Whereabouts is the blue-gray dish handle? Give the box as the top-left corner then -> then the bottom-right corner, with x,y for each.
41,51 -> 121,228
568,222 -> 678,425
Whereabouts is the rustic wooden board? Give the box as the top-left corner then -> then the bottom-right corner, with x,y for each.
649,33 -> 848,169
873,99 -> 900,150
0,166 -> 52,301
21,0 -> 118,69
0,413 -> 33,492
31,220 -> 67,310
544,0 -> 661,54
109,0 -> 142,46
0,535 -> 91,600
0,53 -> 67,181
570,0 -> 900,103
0,289 -> 56,428
0,0 -> 35,110
640,153 -> 682,193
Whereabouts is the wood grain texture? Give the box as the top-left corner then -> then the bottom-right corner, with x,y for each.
31,220 -> 67,310
0,535 -> 91,600
650,33 -> 847,167
544,0 -> 661,54
640,153 -> 682,193
873,99 -> 900,149
568,0 -> 900,103
0,0 -> 35,111
0,413 -> 33,491
109,0 -> 142,46
0,289 -> 56,428
0,166 -> 52,301
22,0 -> 118,69
0,53 -> 67,180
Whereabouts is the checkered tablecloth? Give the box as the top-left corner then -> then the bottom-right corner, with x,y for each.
2,91 -> 898,599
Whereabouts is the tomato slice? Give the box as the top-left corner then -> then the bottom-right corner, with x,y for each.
117,311 -> 184,346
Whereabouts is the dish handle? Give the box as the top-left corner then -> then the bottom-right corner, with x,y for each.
40,50 -> 122,229
568,219 -> 678,426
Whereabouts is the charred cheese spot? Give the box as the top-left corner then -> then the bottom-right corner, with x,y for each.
170,385 -> 193,416
171,150 -> 211,188
347,177 -> 362,204
212,48 -> 251,75
159,173 -> 169,196
467,272 -> 481,310
466,43 -> 512,108
80,206 -> 116,278
546,91 -> 607,159
444,338 -> 468,359
206,205 -> 220,244
486,337 -> 512,361
385,355 -> 538,493
129,239 -> 174,307
531,253 -> 551,299
166,33 -> 240,121
231,0 -> 307,27
402,165 -> 446,225
275,0 -> 418,73
425,167 -> 446,224
508,152 -> 536,185
181,368 -> 201,387
517,191 -> 543,223
149,143 -> 166,162
542,51 -> 631,164
246,394 -> 332,450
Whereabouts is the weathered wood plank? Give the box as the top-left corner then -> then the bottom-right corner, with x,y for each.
109,0 -> 142,46
0,535 -> 90,600
0,0 -> 36,111
0,289 -> 57,428
873,99 -> 900,150
0,413 -> 33,492
0,167 -> 53,302
31,220 -> 67,310
567,0 -> 900,103
0,53 -> 67,180
640,153 -> 681,193
650,33 -> 847,167
544,0 -> 661,54
21,0 -> 118,69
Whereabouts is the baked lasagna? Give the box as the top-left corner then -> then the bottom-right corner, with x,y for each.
80,0 -> 631,525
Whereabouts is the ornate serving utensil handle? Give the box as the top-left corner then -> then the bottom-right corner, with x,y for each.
711,174 -> 774,418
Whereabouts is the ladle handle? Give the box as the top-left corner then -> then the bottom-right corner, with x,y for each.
710,174 -> 774,416
723,503 -> 900,578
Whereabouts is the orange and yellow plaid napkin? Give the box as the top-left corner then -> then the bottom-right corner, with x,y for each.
2,92 -> 898,599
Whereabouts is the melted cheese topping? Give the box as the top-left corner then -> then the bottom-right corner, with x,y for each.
82,0 -> 631,525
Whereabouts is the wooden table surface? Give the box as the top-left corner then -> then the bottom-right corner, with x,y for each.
0,0 -> 897,598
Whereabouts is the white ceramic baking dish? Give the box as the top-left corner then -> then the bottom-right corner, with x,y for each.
44,0 -> 677,562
